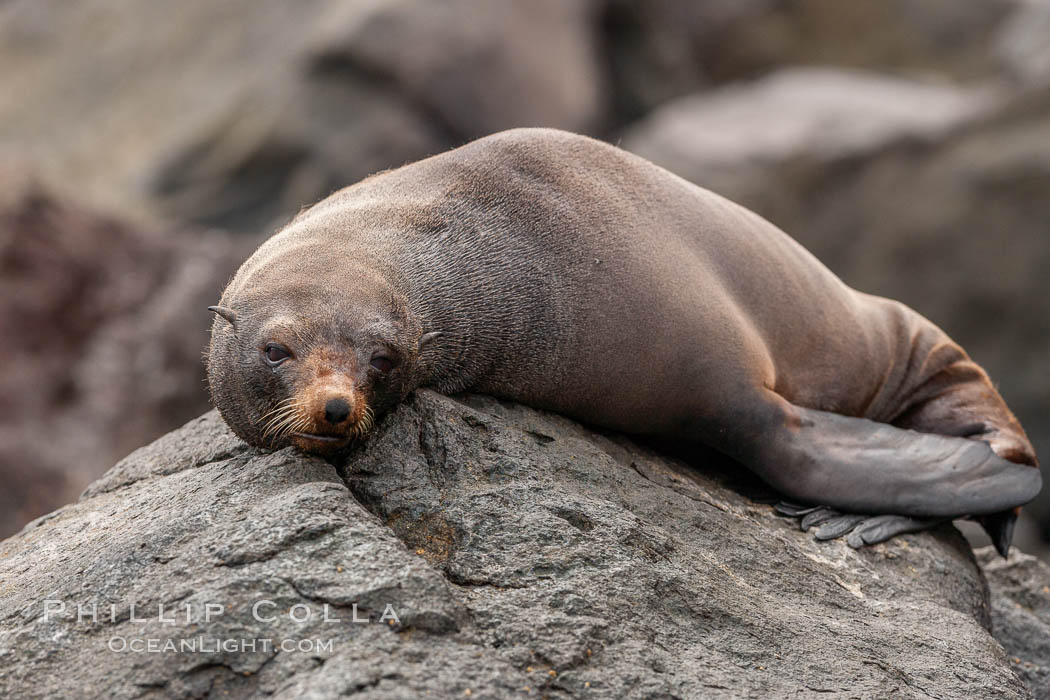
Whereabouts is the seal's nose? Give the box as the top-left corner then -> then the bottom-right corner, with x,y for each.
324,398 -> 351,425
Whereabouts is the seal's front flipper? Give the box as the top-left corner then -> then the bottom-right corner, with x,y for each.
775,501 -> 945,549
976,508 -> 1019,558
733,393 -> 1042,521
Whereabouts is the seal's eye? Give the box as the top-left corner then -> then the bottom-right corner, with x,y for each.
370,355 -> 394,374
263,343 -> 291,366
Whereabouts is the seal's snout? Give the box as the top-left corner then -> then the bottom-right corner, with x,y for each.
324,397 -> 351,425
286,373 -> 376,453
304,382 -> 356,430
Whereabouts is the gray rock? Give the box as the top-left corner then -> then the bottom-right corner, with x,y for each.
0,0 -> 1030,234
0,0 -> 342,225
600,0 -> 1020,122
149,0 -> 604,233
310,0 -> 604,141
694,0 -> 1017,84
622,67 -> 1000,212
0,0 -> 605,234
599,0 -> 772,120
0,391 -> 1038,697
980,547 -> 1050,698
997,0 -> 1050,86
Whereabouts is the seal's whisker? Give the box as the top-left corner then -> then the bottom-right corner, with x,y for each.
274,415 -> 299,440
264,399 -> 297,415
262,396 -> 297,413
259,398 -> 298,427
261,409 -> 298,439
349,406 -> 375,440
262,411 -> 295,435
281,413 -> 312,440
264,404 -> 299,424
261,398 -> 307,440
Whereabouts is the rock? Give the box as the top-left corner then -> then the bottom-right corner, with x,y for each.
151,0 -> 604,233
0,173 -> 254,538
980,546 -> 1050,697
624,75 -> 1050,543
598,0 -> 770,121
0,0 -> 605,234
996,0 -> 1050,86
622,67 -> 999,212
0,392 -> 1039,697
599,0 -> 1018,123
312,0 -> 604,141
145,64 -> 452,235
699,0 -> 1017,84
0,0 -> 339,225
4,0 -> 1023,235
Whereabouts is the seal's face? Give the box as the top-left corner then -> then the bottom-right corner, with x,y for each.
206,283 -> 428,455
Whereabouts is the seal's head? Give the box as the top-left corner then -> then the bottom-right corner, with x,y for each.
205,257 -> 438,455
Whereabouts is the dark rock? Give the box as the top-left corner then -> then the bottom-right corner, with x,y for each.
146,69 -> 452,235
599,0 -> 1018,124
0,393 -> 1037,697
312,0 -> 604,141
980,546 -> 1050,698
598,0 -> 767,122
700,0 -> 1017,84
150,0 -> 605,233
0,173 -> 254,538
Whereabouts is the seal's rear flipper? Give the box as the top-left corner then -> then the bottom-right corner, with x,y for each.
729,392 -> 1042,521
977,508 -> 1019,558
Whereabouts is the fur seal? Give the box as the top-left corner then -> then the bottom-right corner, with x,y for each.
207,128 -> 1040,555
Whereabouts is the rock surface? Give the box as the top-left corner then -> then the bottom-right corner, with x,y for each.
597,0 -> 1017,122
623,67 -> 999,210
695,0 -> 1017,83
0,391 -> 1042,698
996,0 -> 1050,85
979,547 -> 1050,694
0,173 -> 255,538
1,0 -> 1025,234
0,0 -> 605,234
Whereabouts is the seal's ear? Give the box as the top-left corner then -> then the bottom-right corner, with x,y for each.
420,331 -> 442,348
208,306 -> 238,327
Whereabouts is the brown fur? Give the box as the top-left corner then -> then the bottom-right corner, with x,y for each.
207,128 -> 1037,519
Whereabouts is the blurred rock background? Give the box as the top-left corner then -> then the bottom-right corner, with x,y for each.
1,0 -> 1047,552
